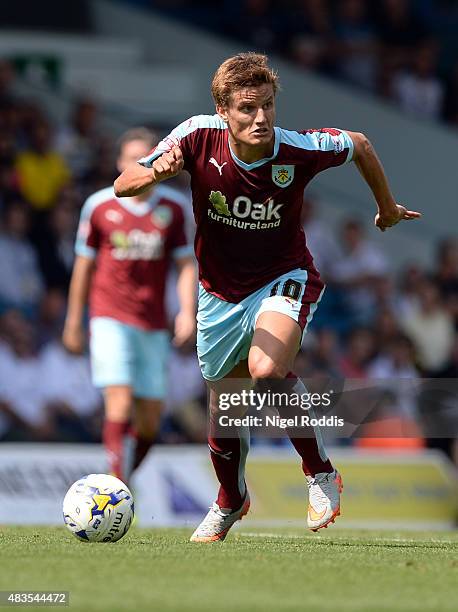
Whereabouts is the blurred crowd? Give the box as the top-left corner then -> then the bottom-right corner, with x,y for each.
135,0 -> 458,126
0,54 -> 457,458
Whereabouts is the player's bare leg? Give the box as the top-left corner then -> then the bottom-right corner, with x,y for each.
190,361 -> 251,543
131,398 -> 162,473
103,385 -> 134,482
249,311 -> 342,531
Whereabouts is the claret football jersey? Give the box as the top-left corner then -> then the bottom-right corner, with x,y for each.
75,184 -> 192,330
138,115 -> 354,303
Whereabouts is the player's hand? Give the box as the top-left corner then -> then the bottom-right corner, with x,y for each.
152,146 -> 184,183
375,204 -> 422,232
62,322 -> 85,354
173,310 -> 196,347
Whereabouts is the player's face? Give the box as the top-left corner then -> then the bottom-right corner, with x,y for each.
218,84 -> 276,149
117,140 -> 151,173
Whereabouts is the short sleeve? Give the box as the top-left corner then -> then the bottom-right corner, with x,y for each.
300,128 -> 354,174
75,197 -> 100,259
137,116 -> 200,172
167,204 -> 193,260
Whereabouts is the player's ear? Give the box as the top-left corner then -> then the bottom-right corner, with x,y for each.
216,105 -> 229,123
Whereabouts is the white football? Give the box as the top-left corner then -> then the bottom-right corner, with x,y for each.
63,474 -> 134,543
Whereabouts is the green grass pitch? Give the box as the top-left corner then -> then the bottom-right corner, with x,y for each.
0,527 -> 457,612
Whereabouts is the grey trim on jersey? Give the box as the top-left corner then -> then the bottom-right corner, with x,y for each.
75,186 -> 114,259
137,114 -> 227,168
228,127 -> 281,171
278,127 -> 354,163
138,114 -> 354,171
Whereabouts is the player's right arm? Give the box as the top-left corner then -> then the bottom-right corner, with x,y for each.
114,146 -> 184,197
62,255 -> 95,354
62,191 -> 102,354
114,115 -> 208,197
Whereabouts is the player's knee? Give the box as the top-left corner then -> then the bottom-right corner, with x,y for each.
104,386 -> 132,421
249,355 -> 288,381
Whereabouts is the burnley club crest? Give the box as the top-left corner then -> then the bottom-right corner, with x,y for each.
272,165 -> 295,188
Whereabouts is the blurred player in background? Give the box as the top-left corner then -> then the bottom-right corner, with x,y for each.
63,128 -> 196,483
114,53 -> 421,541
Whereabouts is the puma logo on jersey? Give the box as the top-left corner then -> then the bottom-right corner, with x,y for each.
105,209 -> 123,224
209,157 -> 227,176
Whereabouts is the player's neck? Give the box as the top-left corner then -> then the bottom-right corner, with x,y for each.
229,135 -> 275,164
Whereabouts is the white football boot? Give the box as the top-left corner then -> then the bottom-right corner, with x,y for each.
306,469 -> 343,531
190,492 -> 250,543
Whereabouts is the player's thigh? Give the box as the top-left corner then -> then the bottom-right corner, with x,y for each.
131,329 -> 170,400
90,317 -> 135,389
249,311 -> 301,379
133,398 -> 162,438
197,284 -> 252,382
247,268 -> 324,379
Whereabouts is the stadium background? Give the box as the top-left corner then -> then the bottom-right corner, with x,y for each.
0,0 -> 457,529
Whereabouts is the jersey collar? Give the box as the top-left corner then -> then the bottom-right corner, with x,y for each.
228,127 -> 280,171
116,190 -> 161,216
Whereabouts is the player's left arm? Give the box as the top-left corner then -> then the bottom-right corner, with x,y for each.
346,131 -> 422,232
173,254 -> 197,347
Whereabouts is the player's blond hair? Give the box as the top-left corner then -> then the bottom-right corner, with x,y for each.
211,53 -> 279,108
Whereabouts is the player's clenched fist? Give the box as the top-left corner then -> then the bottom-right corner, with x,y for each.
152,146 -> 184,183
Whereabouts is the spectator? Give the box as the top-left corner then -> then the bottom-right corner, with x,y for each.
36,288 -> 67,347
434,237 -> 458,328
373,307 -> 400,352
0,131 -> 20,209
397,264 -> 427,317
298,328 -> 341,378
333,0 -> 378,90
401,278 -> 455,374
56,99 -> 108,181
443,59 -> 458,126
15,119 -> 70,210
393,40 -> 444,120
375,0 -> 429,67
301,194 -> 339,280
40,339 -> 103,442
0,310 -> 50,440
82,139 -> 116,197
163,343 -> 206,443
289,0 -> 334,75
0,200 -> 44,316
34,198 -> 78,290
328,219 -> 389,326
0,59 -> 16,106
339,327 -> 376,378
368,334 -> 420,417
225,0 -> 279,54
